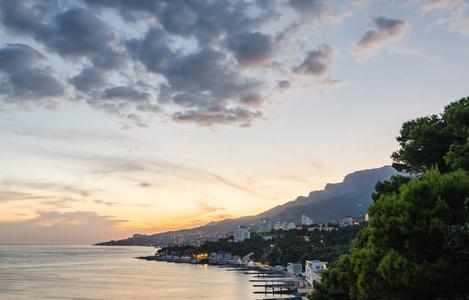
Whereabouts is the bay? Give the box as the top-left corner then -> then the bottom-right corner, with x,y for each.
0,245 -> 265,299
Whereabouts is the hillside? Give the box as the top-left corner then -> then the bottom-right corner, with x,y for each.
97,165 -> 398,246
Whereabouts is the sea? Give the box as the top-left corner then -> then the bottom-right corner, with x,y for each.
0,245 -> 267,299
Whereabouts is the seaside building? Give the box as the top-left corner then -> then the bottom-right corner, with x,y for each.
242,252 -> 255,264
305,260 -> 327,286
302,214 -> 314,225
287,262 -> 303,275
259,218 -> 272,233
232,255 -> 241,264
234,226 -> 250,242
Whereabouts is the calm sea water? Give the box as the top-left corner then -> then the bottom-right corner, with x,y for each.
0,245 -> 267,299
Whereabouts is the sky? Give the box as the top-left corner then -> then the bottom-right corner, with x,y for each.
0,0 -> 468,244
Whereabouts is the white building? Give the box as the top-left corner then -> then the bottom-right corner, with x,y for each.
305,260 -> 327,286
242,252 -> 255,264
287,222 -> 296,230
339,215 -> 354,228
259,218 -> 272,233
287,262 -> 303,275
234,226 -> 250,242
308,224 -> 338,232
302,214 -> 314,225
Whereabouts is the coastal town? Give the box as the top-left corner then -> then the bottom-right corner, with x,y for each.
138,214 -> 367,298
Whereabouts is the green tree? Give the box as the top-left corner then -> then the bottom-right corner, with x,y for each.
310,170 -> 469,299
391,114 -> 454,174
391,97 -> 469,175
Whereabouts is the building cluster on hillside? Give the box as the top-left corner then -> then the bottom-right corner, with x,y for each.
171,231 -> 230,247
178,214 -> 364,248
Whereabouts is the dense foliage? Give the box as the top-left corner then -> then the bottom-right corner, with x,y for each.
310,97 -> 469,299
391,97 -> 469,175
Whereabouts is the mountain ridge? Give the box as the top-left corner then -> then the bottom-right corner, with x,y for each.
97,165 -> 398,246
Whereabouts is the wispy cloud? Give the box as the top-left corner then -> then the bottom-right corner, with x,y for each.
422,0 -> 469,35
0,211 -> 127,244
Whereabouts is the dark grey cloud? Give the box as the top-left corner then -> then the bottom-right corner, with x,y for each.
294,44 -> 335,77
354,16 -> 407,55
104,86 -> 150,102
0,2 -> 119,67
44,8 -> 114,59
0,0 -> 335,127
172,107 -> 262,127
139,182 -> 151,188
9,68 -> 64,98
69,67 -> 106,92
128,29 -> 266,125
288,0 -> 327,20
0,43 -> 46,71
227,32 -> 274,67
277,80 -> 291,91
0,44 -> 64,101
0,0 -> 54,33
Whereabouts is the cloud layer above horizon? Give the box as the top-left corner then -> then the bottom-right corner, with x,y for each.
0,0 -> 417,128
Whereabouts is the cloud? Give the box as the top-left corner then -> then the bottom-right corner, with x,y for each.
0,211 -> 127,244
2,181 -> 96,198
321,76 -> 346,87
0,43 -> 46,71
139,183 -> 151,188
354,15 -> 408,57
41,197 -> 78,209
70,67 -> 106,92
422,0 -> 462,11
276,80 -> 291,92
422,1 -> 469,35
287,0 -> 327,21
172,107 -> 263,127
0,0 -> 343,127
227,32 -> 274,67
294,44 -> 335,77
198,201 -> 226,214
0,44 -> 64,102
93,199 -> 119,207
0,190 -> 50,202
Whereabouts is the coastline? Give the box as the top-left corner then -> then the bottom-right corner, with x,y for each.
136,254 -> 313,298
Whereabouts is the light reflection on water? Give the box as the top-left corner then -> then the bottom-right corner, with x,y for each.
0,245 -> 265,299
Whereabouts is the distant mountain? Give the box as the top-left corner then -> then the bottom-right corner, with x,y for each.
96,165 -> 397,246
256,165 -> 398,222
